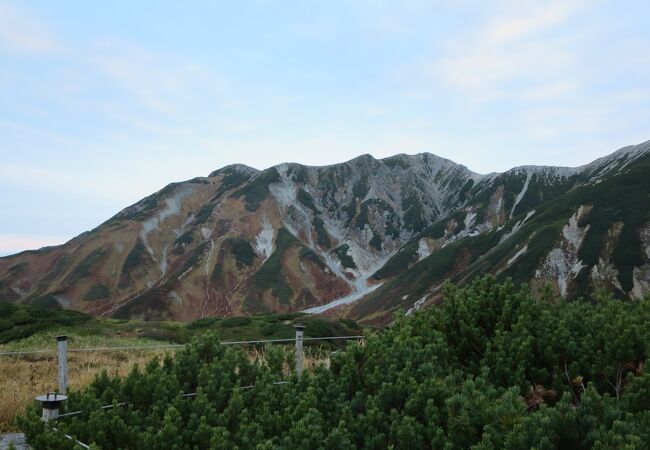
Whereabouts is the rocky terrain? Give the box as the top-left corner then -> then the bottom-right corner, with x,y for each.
1,141 -> 649,323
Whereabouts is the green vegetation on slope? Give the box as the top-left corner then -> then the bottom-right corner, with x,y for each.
18,277 -> 650,449
251,228 -> 299,307
0,302 -> 90,344
228,238 -> 256,268
82,283 -> 110,301
67,249 -> 107,282
232,168 -> 281,211
0,305 -> 360,347
333,244 -> 357,269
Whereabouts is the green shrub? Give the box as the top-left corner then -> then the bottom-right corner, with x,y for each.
231,168 -> 280,211
83,284 -> 110,301
121,241 -> 147,275
220,316 -> 252,328
332,244 -> 356,269
20,278 -> 650,449
229,238 -> 256,267
0,318 -> 13,332
187,316 -> 219,330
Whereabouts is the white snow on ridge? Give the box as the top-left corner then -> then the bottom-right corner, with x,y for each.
579,140 -> 650,178
270,164 -> 298,207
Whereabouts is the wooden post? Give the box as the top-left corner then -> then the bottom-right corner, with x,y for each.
57,336 -> 68,394
294,324 -> 305,376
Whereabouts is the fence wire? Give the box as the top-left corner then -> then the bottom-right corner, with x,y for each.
0,335 -> 364,356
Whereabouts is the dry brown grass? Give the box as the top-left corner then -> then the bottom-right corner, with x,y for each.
0,336 -> 334,432
0,348 -> 174,432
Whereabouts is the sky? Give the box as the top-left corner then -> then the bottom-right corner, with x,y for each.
1,0 -> 649,256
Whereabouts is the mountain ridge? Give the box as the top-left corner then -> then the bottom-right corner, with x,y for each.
1,140 -> 649,323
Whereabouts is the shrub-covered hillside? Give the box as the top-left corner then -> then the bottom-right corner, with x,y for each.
20,277 -> 650,449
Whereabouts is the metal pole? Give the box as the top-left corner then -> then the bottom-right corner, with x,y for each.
294,324 -> 305,376
57,335 -> 68,394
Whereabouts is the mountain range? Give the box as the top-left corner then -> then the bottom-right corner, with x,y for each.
1,141 -> 649,324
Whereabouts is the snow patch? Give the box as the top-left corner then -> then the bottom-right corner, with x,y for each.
406,295 -> 428,316
201,227 -> 212,240
52,295 -> 71,309
591,258 -> 623,291
10,286 -> 27,298
205,240 -> 215,276
139,186 -> 195,274
631,265 -> 650,300
495,196 -> 503,215
562,205 -> 589,248
510,171 -> 531,219
158,245 -> 169,276
500,210 -> 535,243
464,212 -> 477,229
168,291 -> 182,305
178,266 -> 194,281
417,238 -> 431,261
141,186 -> 194,243
255,218 -> 275,260
303,282 -> 384,314
507,245 -> 528,266
535,206 -> 590,296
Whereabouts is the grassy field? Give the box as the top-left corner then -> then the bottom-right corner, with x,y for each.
0,333 -> 175,432
0,305 -> 361,432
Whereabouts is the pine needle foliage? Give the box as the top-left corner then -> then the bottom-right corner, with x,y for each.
19,277 -> 650,449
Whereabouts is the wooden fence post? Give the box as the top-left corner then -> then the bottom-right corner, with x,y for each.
294,324 -> 305,376
57,335 -> 68,394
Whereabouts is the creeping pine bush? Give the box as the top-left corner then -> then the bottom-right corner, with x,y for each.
19,276 -> 650,449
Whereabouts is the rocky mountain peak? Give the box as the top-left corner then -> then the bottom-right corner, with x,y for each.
1,142 -> 648,323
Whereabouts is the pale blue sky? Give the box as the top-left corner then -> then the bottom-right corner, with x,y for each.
1,0 -> 649,256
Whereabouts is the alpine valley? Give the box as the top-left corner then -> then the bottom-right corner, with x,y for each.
1,141 -> 649,324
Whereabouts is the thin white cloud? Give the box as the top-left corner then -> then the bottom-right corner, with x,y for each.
88,41 -> 222,116
0,3 -> 63,53
434,0 -> 587,100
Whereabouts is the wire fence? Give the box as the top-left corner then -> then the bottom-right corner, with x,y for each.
20,331 -> 364,448
49,379 -> 296,448
0,336 -> 364,357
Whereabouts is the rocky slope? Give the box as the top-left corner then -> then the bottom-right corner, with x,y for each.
1,141 -> 649,323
